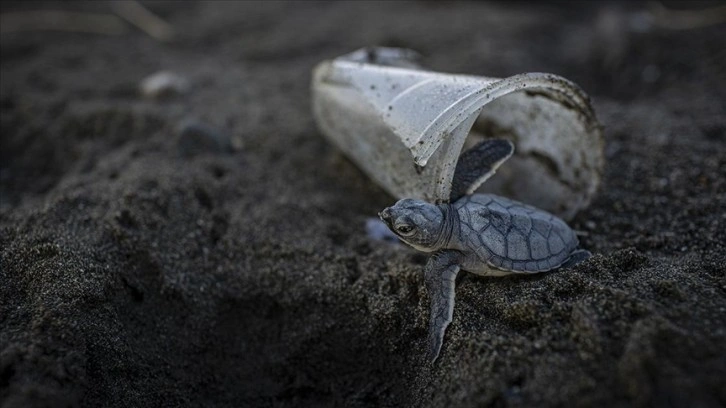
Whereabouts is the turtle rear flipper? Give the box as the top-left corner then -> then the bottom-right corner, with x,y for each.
450,139 -> 514,202
560,249 -> 592,269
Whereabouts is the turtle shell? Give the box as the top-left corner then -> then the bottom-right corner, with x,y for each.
454,194 -> 578,272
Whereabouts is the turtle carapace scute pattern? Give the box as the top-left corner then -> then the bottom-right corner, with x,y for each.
455,194 -> 579,273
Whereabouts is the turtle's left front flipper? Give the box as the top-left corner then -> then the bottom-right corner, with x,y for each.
450,139 -> 514,202
425,251 -> 462,363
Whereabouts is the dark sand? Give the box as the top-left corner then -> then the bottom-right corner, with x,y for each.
1,2 -> 725,407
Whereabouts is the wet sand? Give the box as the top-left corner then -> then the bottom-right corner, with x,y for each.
1,2 -> 725,407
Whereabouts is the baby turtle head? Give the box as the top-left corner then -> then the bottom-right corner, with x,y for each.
379,198 -> 445,252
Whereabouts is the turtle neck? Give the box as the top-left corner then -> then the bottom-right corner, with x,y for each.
435,203 -> 458,250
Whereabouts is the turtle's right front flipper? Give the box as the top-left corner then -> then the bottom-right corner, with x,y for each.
450,139 -> 514,202
424,251 -> 462,363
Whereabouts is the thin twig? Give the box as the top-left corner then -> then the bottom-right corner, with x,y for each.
0,10 -> 128,35
649,1 -> 726,30
110,0 -> 175,42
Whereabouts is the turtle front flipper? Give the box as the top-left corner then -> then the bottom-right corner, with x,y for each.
450,139 -> 514,202
424,251 -> 462,363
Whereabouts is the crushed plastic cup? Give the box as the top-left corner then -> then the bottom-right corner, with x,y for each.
311,47 -> 603,220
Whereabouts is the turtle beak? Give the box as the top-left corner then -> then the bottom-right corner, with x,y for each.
378,207 -> 393,227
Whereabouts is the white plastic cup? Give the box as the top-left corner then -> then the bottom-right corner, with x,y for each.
312,47 -> 603,220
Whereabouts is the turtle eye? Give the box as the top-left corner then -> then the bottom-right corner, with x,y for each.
395,224 -> 415,236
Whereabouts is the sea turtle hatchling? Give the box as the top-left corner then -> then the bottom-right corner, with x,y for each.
378,139 -> 591,362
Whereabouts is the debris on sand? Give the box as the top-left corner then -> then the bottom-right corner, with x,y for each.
140,71 -> 189,99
